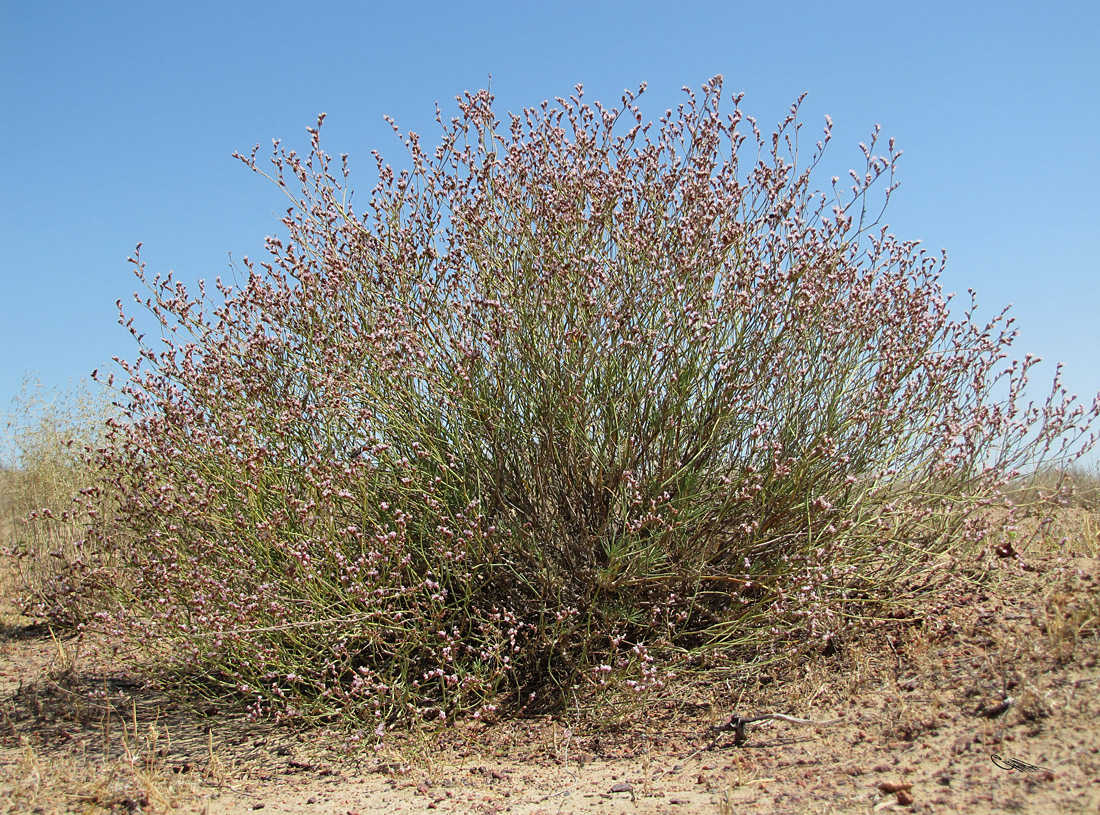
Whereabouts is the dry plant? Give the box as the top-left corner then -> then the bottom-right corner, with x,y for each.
1042,583 -> 1100,664
59,76 -> 1098,733
1,378 -> 124,627
995,463 -> 1100,556
1,693 -> 202,815
1006,462 -> 1100,512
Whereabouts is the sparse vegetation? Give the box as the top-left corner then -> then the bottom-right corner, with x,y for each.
1,379 -> 123,627
1006,462 -> 1100,513
2,711 -> 199,815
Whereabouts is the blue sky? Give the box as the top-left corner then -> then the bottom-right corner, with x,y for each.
2,0 -> 1098,461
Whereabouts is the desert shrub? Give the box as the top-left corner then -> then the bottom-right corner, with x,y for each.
88,77 -> 1098,729
1,378 -> 122,626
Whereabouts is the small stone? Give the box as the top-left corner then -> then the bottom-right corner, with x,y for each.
896,789 -> 914,806
878,781 -> 913,793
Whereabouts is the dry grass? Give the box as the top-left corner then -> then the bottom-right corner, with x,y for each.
1006,463 -> 1100,513
0,613 -> 207,814
2,722 -> 200,815
1,378 -> 122,626
0,424 -> 211,815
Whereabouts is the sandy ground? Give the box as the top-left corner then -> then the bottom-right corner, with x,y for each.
1,549 -> 1098,814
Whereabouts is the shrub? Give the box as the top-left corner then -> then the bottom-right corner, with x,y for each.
88,77 -> 1098,729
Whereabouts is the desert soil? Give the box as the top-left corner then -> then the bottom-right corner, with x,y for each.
1,549 -> 1098,814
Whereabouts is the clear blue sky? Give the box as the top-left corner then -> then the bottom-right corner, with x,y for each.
2,1 -> 1097,460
